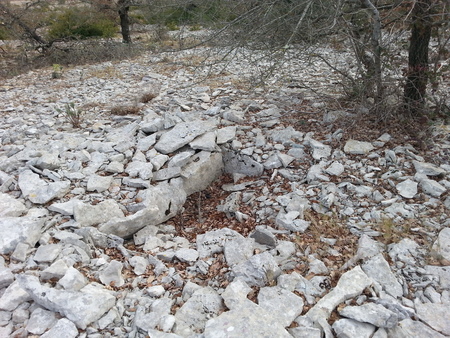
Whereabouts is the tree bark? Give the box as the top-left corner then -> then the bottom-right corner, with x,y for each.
118,0 -> 131,43
404,0 -> 433,115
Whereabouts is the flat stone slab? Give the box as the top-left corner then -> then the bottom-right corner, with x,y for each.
344,140 -> 374,155
204,299 -> 292,338
0,216 -> 44,254
18,169 -> 70,204
155,120 -> 216,154
17,274 -> 115,330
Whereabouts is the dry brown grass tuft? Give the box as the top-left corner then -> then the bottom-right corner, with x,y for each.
110,105 -> 141,115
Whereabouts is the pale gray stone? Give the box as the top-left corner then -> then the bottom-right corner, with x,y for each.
18,169 -> 70,204
174,287 -> 224,337
325,162 -> 345,176
263,153 -> 283,169
155,120 -> 216,154
289,326 -> 322,338
223,150 -> 264,177
278,153 -> 295,167
147,329 -> 183,338
361,253 -> 403,298
221,278 -> 252,309
197,228 -> 244,258
40,318 -> 79,338
388,238 -> 421,266
415,303 -> 450,335
174,248 -> 199,263
190,131 -> 218,151
137,134 -> 157,151
147,285 -> 165,297
58,266 -> 87,291
153,166 -> 181,181
86,174 -> 113,192
40,259 -> 69,281
396,179 -> 418,199
75,199 -> 124,226
332,318 -> 376,338
232,251 -> 282,287
181,151 -> 223,195
309,139 -> 332,160
26,308 -> 57,335
216,126 -> 236,144
99,179 -> 186,238
0,280 -> 31,311
344,140 -> 374,155
425,265 -> 450,289
203,299 -> 292,338
104,161 -> 124,174
432,228 -> 450,262
122,177 -> 151,188
257,286 -> 304,327
223,110 -> 245,123
224,237 -> 255,267
97,308 -> 119,329
33,244 -> 62,263
307,164 -> 329,183
17,274 -> 115,329
0,217 -> 44,254
308,256 -> 329,275
10,242 -> 30,262
99,260 -> 124,287
306,266 -> 373,324
0,192 -> 27,217
413,160 -> 447,177
338,303 -> 398,328
276,211 -> 310,232
125,161 -> 153,180
250,226 -> 278,248
12,304 -> 29,323
388,318 -> 446,338
129,256 -> 148,275
420,178 -> 446,197
168,150 -> 195,168
48,199 -> 79,216
150,154 -> 170,171
33,152 -> 61,170
0,266 -> 14,289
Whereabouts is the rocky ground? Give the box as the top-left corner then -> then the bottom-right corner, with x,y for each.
0,45 -> 450,338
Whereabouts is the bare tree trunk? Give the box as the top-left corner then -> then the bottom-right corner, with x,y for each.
361,0 -> 383,102
118,0 -> 132,43
404,0 -> 433,115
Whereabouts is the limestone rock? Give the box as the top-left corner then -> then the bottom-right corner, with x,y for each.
257,286 -> 304,327
18,169 -> 70,204
0,192 -> 27,217
431,228 -> 450,262
155,120 -> 216,154
396,179 -> 417,199
17,274 -> 115,329
344,140 -> 374,155
361,253 -> 403,298
332,318 -> 376,338
73,199 -> 124,227
232,252 -> 282,287
204,299 -> 292,338
338,303 -> 398,329
415,303 -> 450,335
174,287 -> 224,337
197,228 -> 244,258
0,216 -> 44,254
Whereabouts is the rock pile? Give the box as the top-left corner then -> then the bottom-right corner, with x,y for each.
0,47 -> 450,337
